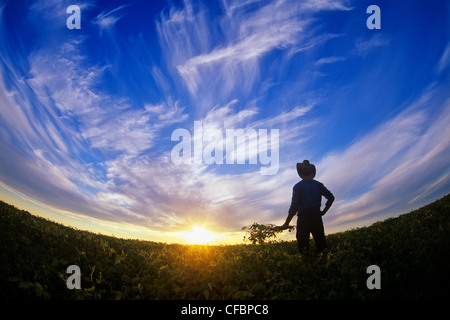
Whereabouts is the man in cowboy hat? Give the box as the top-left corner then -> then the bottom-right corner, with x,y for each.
279,160 -> 335,254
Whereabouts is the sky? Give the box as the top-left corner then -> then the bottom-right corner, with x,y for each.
0,0 -> 449,244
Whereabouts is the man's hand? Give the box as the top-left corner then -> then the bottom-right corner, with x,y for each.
275,223 -> 291,231
321,204 -> 331,216
275,212 -> 296,231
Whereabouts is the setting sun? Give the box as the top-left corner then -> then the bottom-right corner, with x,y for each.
184,225 -> 216,245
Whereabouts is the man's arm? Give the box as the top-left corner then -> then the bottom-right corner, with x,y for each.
279,185 -> 300,229
321,203 -> 332,216
280,212 -> 295,230
320,185 -> 335,216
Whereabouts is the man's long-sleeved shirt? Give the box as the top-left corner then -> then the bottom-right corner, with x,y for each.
288,179 -> 335,216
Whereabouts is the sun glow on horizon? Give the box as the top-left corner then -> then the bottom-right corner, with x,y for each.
184,225 -> 217,245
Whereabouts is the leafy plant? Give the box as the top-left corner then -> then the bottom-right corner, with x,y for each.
242,222 -> 295,245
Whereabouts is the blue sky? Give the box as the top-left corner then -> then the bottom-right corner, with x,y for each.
0,0 -> 449,244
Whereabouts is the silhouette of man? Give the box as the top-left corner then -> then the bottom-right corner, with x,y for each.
279,160 -> 334,254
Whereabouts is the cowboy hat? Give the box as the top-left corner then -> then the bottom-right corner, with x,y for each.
297,160 -> 316,180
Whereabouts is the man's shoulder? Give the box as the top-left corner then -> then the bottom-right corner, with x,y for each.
293,180 -> 303,188
293,179 -> 323,189
313,179 -> 325,186
295,179 -> 323,185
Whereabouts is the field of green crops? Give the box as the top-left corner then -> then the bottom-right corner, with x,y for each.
1,194 -> 449,300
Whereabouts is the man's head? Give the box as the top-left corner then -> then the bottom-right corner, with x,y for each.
296,160 -> 316,180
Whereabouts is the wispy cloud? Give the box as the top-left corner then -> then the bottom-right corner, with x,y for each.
437,42 -> 450,74
93,5 -> 129,31
315,56 -> 347,66
156,0 -> 349,111
300,0 -> 353,11
318,86 -> 450,229
0,11 -> 187,227
354,34 -> 390,55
